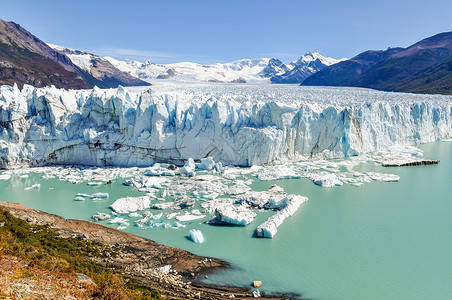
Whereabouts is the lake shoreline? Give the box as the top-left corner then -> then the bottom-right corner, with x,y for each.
0,200 -> 297,299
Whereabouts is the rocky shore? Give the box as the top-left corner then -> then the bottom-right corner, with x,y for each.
0,201 -> 294,299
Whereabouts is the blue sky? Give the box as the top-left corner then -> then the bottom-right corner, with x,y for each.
2,0 -> 452,64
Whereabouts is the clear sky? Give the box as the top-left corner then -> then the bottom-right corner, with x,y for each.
2,0 -> 452,64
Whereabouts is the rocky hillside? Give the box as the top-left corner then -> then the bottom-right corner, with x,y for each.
0,201 -> 265,299
48,44 -> 150,88
302,32 -> 452,94
0,19 -> 147,89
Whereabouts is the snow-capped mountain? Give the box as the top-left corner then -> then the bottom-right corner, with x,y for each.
105,57 -> 275,83
48,44 -> 149,87
105,52 -> 343,84
271,51 -> 345,83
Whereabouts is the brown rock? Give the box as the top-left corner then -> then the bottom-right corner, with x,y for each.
253,280 -> 262,288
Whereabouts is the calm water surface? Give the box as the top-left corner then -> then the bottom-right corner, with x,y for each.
1,141 -> 451,299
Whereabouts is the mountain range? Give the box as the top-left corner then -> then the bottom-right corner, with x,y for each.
2,18 -> 452,94
302,31 -> 452,94
0,18 -> 340,88
104,51 -> 343,84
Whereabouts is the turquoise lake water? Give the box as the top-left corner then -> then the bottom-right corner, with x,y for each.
1,141 -> 451,299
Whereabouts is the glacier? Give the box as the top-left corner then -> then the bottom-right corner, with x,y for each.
1,82 -> 451,169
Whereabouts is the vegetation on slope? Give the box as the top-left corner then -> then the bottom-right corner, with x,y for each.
0,208 -> 162,299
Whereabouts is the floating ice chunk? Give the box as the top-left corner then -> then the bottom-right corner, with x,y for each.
176,214 -> 206,222
310,173 -> 343,188
0,174 -> 11,181
365,172 -> 400,182
109,217 -> 129,225
76,193 -> 90,198
87,181 -> 102,186
24,184 -> 40,190
117,225 -> 127,230
152,202 -> 175,210
92,212 -> 111,221
74,196 -> 85,201
166,212 -> 180,219
189,229 -> 204,243
180,158 -> 196,177
196,157 -> 216,171
214,205 -> 257,226
255,195 -> 308,238
91,192 -> 109,198
253,289 -> 261,298
128,212 -> 142,218
110,196 -> 151,214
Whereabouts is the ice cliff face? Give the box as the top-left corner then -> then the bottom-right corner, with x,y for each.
0,83 -> 451,169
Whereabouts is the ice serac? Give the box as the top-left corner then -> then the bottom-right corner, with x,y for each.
0,84 -> 452,169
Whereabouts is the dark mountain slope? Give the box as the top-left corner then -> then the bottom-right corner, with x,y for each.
302,32 -> 452,94
0,19 -> 148,89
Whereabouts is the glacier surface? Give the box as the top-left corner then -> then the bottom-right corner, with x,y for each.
1,83 -> 451,169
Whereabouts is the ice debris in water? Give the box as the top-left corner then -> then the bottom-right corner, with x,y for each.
24,184 -> 40,190
91,212 -> 111,221
91,192 -> 109,198
189,229 -> 204,243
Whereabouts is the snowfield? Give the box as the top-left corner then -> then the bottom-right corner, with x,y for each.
0,82 -> 451,168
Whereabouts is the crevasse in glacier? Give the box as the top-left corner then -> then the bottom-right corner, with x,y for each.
0,82 -> 451,168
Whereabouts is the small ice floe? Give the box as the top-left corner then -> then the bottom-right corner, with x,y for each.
213,205 -> 257,226
128,212 -> 142,218
110,196 -> 151,214
166,212 -> 180,219
108,217 -> 129,226
365,172 -> 400,182
73,196 -> 85,201
87,181 -> 102,186
152,202 -> 175,210
0,174 -> 11,181
309,172 -> 343,187
24,184 -> 40,190
189,229 -> 204,243
19,175 -> 29,179
176,213 -> 206,222
92,212 -> 111,221
91,192 -> 109,198
76,193 -> 90,198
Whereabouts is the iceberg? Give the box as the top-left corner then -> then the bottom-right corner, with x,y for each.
188,229 -> 204,243
110,196 -> 151,214
1,84 -> 451,169
255,195 -> 308,238
214,206 -> 257,226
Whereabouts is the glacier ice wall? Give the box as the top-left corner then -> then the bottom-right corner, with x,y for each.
0,83 -> 451,168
